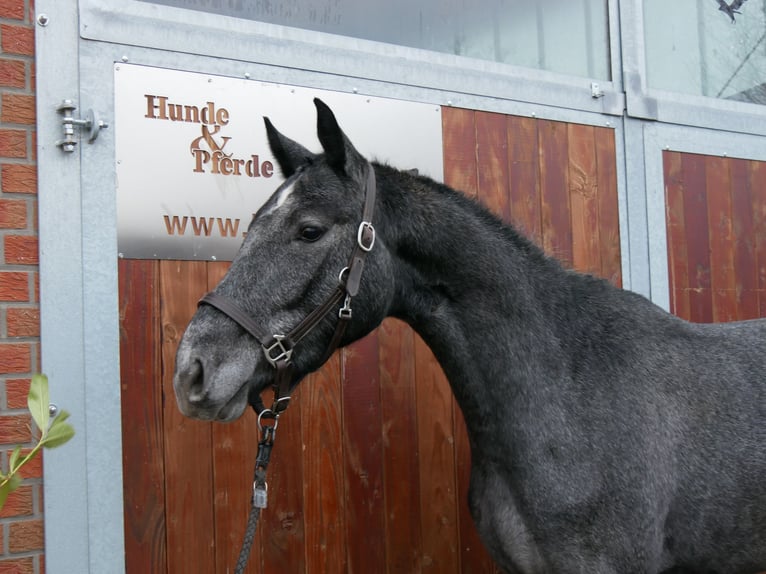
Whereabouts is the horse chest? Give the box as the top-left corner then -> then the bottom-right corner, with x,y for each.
468,464 -> 547,573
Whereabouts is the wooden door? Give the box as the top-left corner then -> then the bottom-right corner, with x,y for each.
119,108 -> 621,573
664,152 -> 766,322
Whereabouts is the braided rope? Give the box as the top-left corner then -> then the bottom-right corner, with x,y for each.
235,503 -> 262,574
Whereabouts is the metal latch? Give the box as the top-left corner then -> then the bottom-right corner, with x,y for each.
56,100 -> 108,152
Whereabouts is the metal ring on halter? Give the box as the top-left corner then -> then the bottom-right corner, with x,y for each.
357,221 -> 375,252
257,409 -> 279,433
338,266 -> 349,284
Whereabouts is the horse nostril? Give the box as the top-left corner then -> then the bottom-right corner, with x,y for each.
184,359 -> 207,404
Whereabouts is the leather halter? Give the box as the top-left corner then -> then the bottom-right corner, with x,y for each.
198,166 -> 377,417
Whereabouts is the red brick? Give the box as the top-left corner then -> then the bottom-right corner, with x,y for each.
1,164 -> 36,194
0,58 -> 24,88
6,306 -> 37,336
19,447 -> 41,478
0,342 -> 31,372
0,0 -> 25,20
0,414 -> 31,443
0,557 -> 34,574
0,485 -> 33,518
0,197 -> 26,228
0,271 -> 27,301
2,94 -> 34,124
4,235 -> 37,264
0,128 -> 25,158
5,378 -> 29,408
1,25 -> 33,56
8,520 -> 43,553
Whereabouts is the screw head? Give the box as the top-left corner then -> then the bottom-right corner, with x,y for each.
37,13 -> 49,26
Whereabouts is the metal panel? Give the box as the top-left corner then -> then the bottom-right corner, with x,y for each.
114,64 -> 443,260
79,0 -> 626,117
36,0 -> 126,573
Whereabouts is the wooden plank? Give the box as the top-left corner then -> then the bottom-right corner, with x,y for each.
206,262 -> 264,574
751,160 -> 766,318
378,318 -> 422,573
567,123 -> 601,275
341,333 -> 386,572
507,115 -> 542,247
681,154 -> 713,323
538,120 -> 573,267
705,156 -> 737,323
159,260 -> 216,574
663,151 -> 691,320
119,259 -> 167,574
415,336 -> 459,573
301,353 -> 347,573
260,381 -> 305,573
442,107 -> 478,198
476,111 -> 511,222
594,126 -> 622,287
729,159 -> 758,320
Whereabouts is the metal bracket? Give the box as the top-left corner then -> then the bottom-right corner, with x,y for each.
56,99 -> 108,152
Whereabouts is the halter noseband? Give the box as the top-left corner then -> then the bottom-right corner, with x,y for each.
197,165 -> 377,418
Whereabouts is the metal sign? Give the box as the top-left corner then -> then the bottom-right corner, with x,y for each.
114,64 -> 443,260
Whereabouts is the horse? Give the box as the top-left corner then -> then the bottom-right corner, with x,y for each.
173,98 -> 766,573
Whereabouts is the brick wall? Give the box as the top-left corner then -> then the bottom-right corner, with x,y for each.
0,0 -> 43,573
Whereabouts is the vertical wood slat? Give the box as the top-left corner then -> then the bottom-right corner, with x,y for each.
664,152 -> 691,319
705,156 -> 737,323
594,127 -> 621,288
729,159 -> 758,321
341,333 -> 386,572
538,120 -> 573,267
507,115 -> 542,247
301,353 -> 347,573
568,123 -> 601,276
260,387 -> 305,573
443,106 -> 489,573
159,260 -> 216,574
681,154 -> 714,323
119,259 -> 167,574
751,161 -> 766,318
379,319 -> 422,573
462,110 -> 511,574
415,336 -> 459,573
442,107 -> 478,198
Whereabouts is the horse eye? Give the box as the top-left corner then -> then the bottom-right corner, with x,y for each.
299,226 -> 324,242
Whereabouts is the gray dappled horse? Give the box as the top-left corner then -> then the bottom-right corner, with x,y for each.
173,99 -> 766,573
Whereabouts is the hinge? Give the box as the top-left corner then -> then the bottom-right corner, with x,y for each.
56,99 -> 109,152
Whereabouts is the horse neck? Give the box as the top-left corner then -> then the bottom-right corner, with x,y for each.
377,166 -> 574,443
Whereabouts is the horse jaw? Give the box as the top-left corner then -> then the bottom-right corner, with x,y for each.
172,316 -> 261,422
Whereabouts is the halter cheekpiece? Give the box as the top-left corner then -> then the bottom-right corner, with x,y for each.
197,165 -> 377,418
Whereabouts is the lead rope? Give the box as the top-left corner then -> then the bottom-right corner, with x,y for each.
216,166 -> 377,573
235,415 -> 276,574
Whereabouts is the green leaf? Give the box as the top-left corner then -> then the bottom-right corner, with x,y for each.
41,416 -> 75,449
27,374 -> 50,433
0,474 -> 22,511
8,446 -> 22,474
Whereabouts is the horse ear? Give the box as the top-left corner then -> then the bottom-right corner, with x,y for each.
314,98 -> 367,179
263,117 -> 316,178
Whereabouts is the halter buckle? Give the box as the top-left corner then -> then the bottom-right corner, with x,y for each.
357,221 -> 375,252
262,335 -> 293,368
339,294 -> 353,320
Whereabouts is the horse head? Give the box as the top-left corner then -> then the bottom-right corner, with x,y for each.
173,99 -> 395,421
